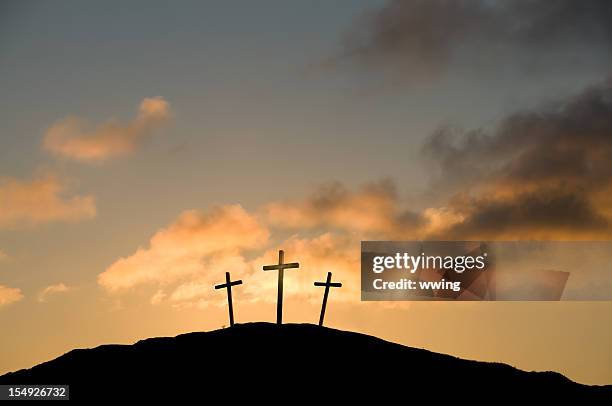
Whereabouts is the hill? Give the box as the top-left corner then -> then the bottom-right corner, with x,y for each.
1,322 -> 610,401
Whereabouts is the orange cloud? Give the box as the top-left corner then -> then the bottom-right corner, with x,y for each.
98,205 -> 269,292
95,180 -> 441,307
38,283 -> 71,303
262,179 -> 420,237
0,285 -> 23,307
0,174 -> 96,228
98,165 -> 612,309
101,178 -> 546,308
44,97 -> 171,162
151,233 -> 361,309
166,252 -> 253,307
98,182 -> 400,308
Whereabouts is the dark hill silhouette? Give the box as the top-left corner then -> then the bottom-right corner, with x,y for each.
1,322 -> 610,401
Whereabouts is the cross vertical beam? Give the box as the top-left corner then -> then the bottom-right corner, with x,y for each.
263,250 -> 300,324
214,272 -> 243,327
314,272 -> 342,327
276,250 -> 284,325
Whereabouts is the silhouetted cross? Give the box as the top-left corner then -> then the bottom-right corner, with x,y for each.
314,272 -> 342,326
263,250 -> 299,324
214,272 -> 243,327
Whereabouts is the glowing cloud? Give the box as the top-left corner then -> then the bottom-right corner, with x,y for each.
0,285 -> 23,307
244,233 -> 360,304
0,174 -> 96,228
44,97 -> 171,162
163,233 -> 361,309
262,179 -> 420,237
98,205 -> 269,291
98,181 -> 410,308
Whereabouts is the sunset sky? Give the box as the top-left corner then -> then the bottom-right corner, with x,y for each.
1,0 -> 612,384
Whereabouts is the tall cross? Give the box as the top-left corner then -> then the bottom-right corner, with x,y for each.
214,272 -> 243,327
263,250 -> 299,324
314,272 -> 342,327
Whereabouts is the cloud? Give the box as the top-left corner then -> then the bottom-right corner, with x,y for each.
262,179 -> 421,237
99,85 -> 612,307
339,0 -> 612,81
98,205 -> 269,292
0,173 -> 96,228
244,233 -> 360,304
0,285 -> 23,307
340,0 -> 487,79
439,190 -> 608,240
44,97 -> 171,162
38,283 -> 71,303
91,178 -> 465,307
422,77 -> 612,238
97,195 -> 370,307
150,290 -> 166,305
273,78 -> 612,273
151,232 -> 360,309
166,252 -> 253,308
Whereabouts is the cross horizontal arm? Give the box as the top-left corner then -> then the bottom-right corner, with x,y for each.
215,280 -> 243,289
263,262 -> 300,271
314,282 -> 342,287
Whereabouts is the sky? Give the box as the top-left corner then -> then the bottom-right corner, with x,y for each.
1,0 -> 612,384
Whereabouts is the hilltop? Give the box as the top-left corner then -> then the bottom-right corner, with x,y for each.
1,322 -> 610,401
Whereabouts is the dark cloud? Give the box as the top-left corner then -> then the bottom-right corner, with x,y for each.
443,188 -> 609,239
263,73 -> 612,240
424,77 -> 612,238
426,78 -> 612,188
341,0 -> 612,81
341,0 -> 487,79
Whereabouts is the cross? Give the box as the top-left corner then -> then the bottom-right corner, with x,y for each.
314,272 -> 342,327
214,272 -> 243,327
263,250 -> 299,324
